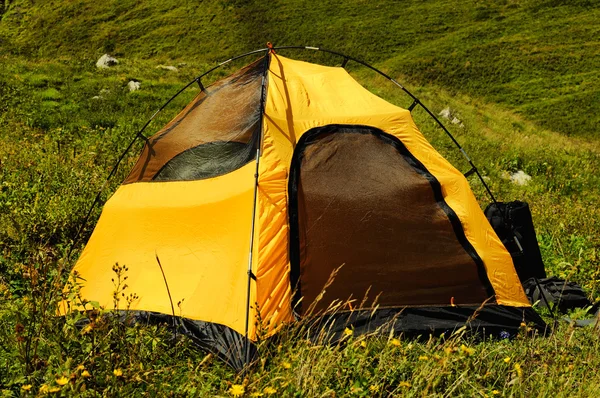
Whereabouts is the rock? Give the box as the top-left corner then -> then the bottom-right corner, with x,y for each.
510,170 -> 532,186
96,54 -> 118,69
439,107 -> 452,119
127,80 -> 141,92
156,65 -> 178,72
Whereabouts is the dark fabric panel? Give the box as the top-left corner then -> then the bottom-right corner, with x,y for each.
306,305 -> 548,342
101,311 -> 257,371
289,125 -> 493,315
124,58 -> 264,184
153,141 -> 256,181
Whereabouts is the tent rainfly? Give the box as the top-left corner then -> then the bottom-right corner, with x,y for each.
62,46 -> 546,370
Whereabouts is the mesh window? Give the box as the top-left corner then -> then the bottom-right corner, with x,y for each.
124,58 -> 264,184
289,125 -> 493,315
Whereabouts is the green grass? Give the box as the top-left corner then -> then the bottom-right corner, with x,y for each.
2,0 -> 600,138
1,0 -> 600,396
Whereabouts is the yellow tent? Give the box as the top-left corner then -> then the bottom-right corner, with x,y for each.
63,48 -> 545,369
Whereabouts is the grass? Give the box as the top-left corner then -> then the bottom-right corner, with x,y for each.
1,0 -> 600,138
1,0 -> 600,396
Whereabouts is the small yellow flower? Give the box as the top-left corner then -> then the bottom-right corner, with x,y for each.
113,368 -> 123,377
503,357 -> 511,363
39,385 -> 49,394
263,386 -> 277,395
82,370 -> 91,378
514,363 -> 523,378
399,381 -> 411,388
76,364 -> 85,371
460,344 -> 475,355
492,390 -> 500,395
250,393 -> 263,397
81,323 -> 93,335
444,347 -> 453,355
282,361 -> 291,369
390,338 -> 401,347
21,384 -> 32,391
49,386 -> 61,393
344,327 -> 353,337
229,384 -> 245,397
360,340 -> 367,348
56,376 -> 69,386
418,355 -> 429,361
369,384 -> 380,392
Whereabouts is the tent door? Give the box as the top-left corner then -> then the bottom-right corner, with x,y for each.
288,125 -> 494,315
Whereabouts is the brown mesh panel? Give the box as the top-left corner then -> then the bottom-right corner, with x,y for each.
289,126 -> 492,315
124,58 -> 264,183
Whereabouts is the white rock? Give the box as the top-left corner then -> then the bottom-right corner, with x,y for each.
156,65 -> 178,72
439,107 -> 452,119
96,54 -> 118,69
510,170 -> 532,186
451,117 -> 462,125
127,80 -> 141,92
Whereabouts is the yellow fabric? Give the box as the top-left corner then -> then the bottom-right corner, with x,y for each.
66,54 -> 530,345
62,163 -> 257,337
255,54 -> 529,330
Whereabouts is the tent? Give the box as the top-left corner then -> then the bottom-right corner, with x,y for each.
63,46 -> 546,369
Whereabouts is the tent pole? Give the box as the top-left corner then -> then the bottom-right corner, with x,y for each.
243,50 -> 271,371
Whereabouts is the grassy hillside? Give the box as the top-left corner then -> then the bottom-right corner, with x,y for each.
1,0 -> 600,396
1,0 -> 600,138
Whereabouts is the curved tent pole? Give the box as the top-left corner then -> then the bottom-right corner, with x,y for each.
271,45 -> 498,205
67,48 -> 270,262
70,44 -> 497,261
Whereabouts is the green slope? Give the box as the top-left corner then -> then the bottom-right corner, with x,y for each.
1,0 -> 600,138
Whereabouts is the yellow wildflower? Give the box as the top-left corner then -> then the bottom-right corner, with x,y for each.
229,384 -> 245,397
503,357 -> 511,363
81,323 -> 93,335
76,365 -> 85,371
514,363 -> 523,378
460,344 -> 475,355
418,355 -> 429,361
21,384 -> 32,391
492,390 -> 500,395
444,347 -> 453,355
399,381 -> 411,388
39,385 -> 49,394
390,338 -> 401,347
250,393 -> 263,397
56,376 -> 69,386
113,368 -> 123,377
344,327 -> 353,337
360,340 -> 367,348
82,370 -> 91,378
263,386 -> 277,395
369,384 -> 380,392
49,386 -> 61,393
282,361 -> 292,369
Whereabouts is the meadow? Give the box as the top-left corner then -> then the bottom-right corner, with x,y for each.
1,0 -> 599,396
